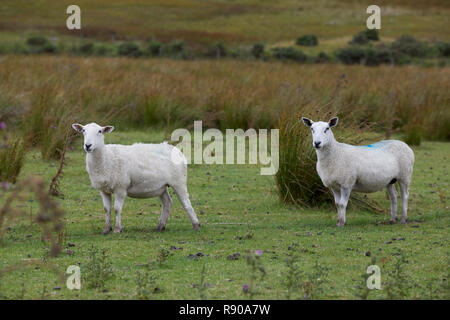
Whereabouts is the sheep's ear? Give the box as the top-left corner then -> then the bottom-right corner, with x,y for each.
328,117 -> 338,127
72,123 -> 84,133
102,125 -> 114,134
301,117 -> 313,127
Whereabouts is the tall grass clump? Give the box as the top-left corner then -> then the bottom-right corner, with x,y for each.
0,137 -> 26,184
275,112 -> 328,206
23,88 -> 79,160
0,121 -> 26,184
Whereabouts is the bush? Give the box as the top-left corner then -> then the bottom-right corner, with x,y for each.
391,35 -> 428,58
78,42 -> 95,55
296,35 -> 318,46
26,36 -> 56,54
204,42 -> 227,59
272,47 -> 307,63
168,40 -> 185,56
147,40 -> 162,56
364,47 -> 392,66
94,43 -> 116,56
349,33 -> 369,45
0,137 -> 26,184
364,29 -> 379,41
314,52 -> 330,63
436,41 -> 450,57
251,43 -> 265,58
117,42 -> 143,57
349,30 -> 379,45
335,47 -> 366,64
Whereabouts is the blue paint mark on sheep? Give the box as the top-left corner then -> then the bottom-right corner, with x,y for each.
358,141 -> 391,149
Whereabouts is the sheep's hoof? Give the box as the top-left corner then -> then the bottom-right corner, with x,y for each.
102,227 -> 112,235
336,220 -> 345,227
400,218 -> 407,224
114,226 -> 123,233
192,223 -> 201,231
389,218 -> 397,224
156,224 -> 166,231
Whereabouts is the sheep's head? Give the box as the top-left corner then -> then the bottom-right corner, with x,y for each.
71,123 -> 114,153
301,117 -> 338,149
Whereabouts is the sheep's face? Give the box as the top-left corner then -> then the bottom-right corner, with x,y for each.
72,123 -> 114,153
301,117 -> 338,149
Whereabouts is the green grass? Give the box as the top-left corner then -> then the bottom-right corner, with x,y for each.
0,130 -> 448,299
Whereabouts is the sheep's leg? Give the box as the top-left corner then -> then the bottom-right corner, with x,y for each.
331,188 -> 342,225
113,191 -> 126,233
172,185 -> 200,230
399,181 -> 409,224
100,191 -> 112,234
387,184 -> 398,224
337,187 -> 351,227
156,188 -> 172,231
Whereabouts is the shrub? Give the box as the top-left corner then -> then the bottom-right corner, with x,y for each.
336,47 -> 366,64
364,47 -> 392,66
0,137 -> 26,184
94,43 -> 116,56
314,52 -> 330,63
214,41 -> 227,58
118,42 -> 143,57
349,32 -> 369,45
168,40 -> 185,56
147,40 -> 162,56
391,35 -> 428,58
25,36 -> 56,54
204,42 -> 227,59
296,35 -> 318,46
78,42 -> 94,55
349,30 -> 379,45
436,41 -> 450,57
272,47 -> 307,63
365,29 -> 379,41
251,43 -> 265,58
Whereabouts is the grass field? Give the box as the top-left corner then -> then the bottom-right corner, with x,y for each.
1,0 -> 449,48
0,130 -> 448,299
0,0 -> 448,301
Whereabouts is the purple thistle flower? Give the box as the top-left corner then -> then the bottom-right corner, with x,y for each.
0,122 -> 6,130
243,284 -> 249,293
255,249 -> 263,256
1,181 -> 8,190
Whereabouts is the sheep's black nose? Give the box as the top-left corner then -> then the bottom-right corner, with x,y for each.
314,141 -> 321,148
85,144 -> 92,150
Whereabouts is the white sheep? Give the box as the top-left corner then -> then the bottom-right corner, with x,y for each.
302,117 -> 414,227
71,123 -> 200,234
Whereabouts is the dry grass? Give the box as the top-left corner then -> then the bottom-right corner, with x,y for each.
0,56 -> 448,141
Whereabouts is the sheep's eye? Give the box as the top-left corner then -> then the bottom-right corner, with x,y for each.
98,130 -> 102,134
324,127 -> 329,133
